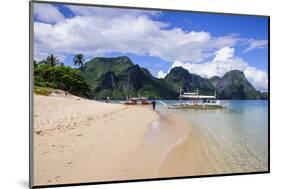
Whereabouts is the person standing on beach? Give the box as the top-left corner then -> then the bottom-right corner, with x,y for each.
151,99 -> 156,110
106,96 -> 110,103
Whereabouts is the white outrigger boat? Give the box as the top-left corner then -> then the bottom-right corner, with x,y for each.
162,89 -> 226,109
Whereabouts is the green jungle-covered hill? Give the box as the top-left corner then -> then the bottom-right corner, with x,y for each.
79,56 -> 267,100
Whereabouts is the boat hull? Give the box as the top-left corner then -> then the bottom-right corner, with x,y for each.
167,104 -> 225,109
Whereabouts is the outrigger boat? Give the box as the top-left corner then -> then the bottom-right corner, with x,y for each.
161,89 -> 226,109
122,98 -> 137,105
121,94 -> 150,105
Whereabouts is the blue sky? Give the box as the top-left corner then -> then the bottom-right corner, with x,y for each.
159,12 -> 268,68
33,3 -> 268,91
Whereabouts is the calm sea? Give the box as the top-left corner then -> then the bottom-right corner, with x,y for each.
157,100 -> 269,173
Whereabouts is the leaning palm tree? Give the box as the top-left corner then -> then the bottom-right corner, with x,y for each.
43,54 -> 59,67
73,53 -> 85,68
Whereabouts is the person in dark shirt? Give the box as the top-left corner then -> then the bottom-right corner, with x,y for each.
151,99 -> 156,110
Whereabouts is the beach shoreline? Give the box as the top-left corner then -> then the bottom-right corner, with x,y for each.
34,94 -> 197,185
33,94 -> 268,186
33,94 -> 157,185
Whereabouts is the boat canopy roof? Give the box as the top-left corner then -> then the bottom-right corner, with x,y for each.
180,94 -> 216,99
183,92 -> 197,95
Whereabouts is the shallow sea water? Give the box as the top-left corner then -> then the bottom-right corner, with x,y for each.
156,100 -> 268,173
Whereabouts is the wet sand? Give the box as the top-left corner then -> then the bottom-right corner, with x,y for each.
156,126 -> 215,177
125,112 -> 193,179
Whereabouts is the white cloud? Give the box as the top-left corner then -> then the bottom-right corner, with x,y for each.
34,3 -> 65,23
171,47 -> 268,91
244,67 -> 268,91
157,70 -> 167,78
34,8 -> 241,63
243,39 -> 268,53
213,47 -> 234,62
33,5 -> 268,91
34,50 -> 67,63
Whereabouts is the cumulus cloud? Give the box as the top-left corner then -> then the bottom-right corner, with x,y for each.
243,39 -> 268,53
34,5 -> 241,63
34,3 -> 65,23
157,70 -> 167,78
244,67 -> 268,91
33,5 -> 268,91
171,47 -> 268,91
213,46 -> 235,62
34,50 -> 67,64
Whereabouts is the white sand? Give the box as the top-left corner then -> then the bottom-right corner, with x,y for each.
33,95 -> 159,185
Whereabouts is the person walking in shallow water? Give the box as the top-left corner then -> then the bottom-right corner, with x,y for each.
151,99 -> 156,110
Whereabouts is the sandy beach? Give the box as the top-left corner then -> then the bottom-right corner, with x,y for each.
33,93 -> 268,186
33,94 -> 195,186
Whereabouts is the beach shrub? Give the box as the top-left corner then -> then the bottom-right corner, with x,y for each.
34,86 -> 53,96
34,63 -> 90,97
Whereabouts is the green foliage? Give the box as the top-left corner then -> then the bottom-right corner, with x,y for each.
34,63 -> 90,97
79,56 -> 134,84
34,86 -> 53,96
79,56 -> 266,100
41,54 -> 60,67
35,55 -> 266,100
73,53 -> 85,68
79,56 -> 178,99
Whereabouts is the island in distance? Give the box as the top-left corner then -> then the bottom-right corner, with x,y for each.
78,56 -> 268,100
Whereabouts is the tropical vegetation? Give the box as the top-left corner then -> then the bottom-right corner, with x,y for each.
34,55 -> 268,100
73,53 -> 85,68
34,54 -> 90,97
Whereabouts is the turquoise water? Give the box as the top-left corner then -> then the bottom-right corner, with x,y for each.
157,100 -> 269,173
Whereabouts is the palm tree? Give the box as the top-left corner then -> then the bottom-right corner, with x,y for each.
33,60 -> 38,67
73,53 -> 85,68
43,54 -> 59,67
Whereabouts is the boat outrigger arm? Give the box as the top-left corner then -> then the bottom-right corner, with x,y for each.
164,88 -> 226,109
